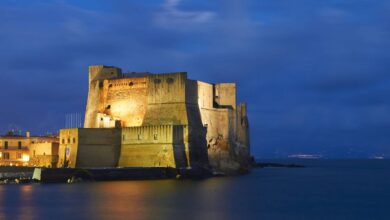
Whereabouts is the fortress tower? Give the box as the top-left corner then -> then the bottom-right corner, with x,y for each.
59,65 -> 250,174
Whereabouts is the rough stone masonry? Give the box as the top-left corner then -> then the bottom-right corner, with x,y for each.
58,65 -> 251,174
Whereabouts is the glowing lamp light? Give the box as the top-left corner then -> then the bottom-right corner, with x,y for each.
22,155 -> 30,162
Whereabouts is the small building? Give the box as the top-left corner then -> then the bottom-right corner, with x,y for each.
29,142 -> 59,168
0,131 -> 59,166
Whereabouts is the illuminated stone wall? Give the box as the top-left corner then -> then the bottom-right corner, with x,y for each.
119,125 -> 188,168
142,72 -> 188,125
58,128 -> 79,168
97,77 -> 148,128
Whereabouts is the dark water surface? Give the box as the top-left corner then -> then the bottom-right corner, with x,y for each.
1,160 -> 390,220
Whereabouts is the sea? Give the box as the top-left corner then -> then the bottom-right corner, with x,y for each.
0,159 -> 389,220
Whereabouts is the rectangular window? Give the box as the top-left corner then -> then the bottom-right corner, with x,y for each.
18,141 -> 22,149
4,141 -> 8,149
3,153 -> 10,160
17,153 -> 22,159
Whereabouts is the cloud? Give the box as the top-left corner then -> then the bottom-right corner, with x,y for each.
154,0 -> 215,29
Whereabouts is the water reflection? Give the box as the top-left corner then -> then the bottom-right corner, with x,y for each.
84,180 -> 231,220
1,161 -> 390,220
0,176 -> 270,220
18,185 -> 34,220
89,181 -> 150,219
0,185 -> 35,220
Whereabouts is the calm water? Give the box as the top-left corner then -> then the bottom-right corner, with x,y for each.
1,160 -> 390,220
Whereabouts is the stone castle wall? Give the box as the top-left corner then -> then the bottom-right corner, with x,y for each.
59,125 -> 200,169
196,81 -> 251,173
119,125 -> 188,168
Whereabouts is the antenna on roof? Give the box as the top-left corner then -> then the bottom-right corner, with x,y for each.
65,113 -> 83,128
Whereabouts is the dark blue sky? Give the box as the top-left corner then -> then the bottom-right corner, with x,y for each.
1,0 -> 389,158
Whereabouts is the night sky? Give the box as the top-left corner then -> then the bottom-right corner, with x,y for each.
1,0 -> 389,158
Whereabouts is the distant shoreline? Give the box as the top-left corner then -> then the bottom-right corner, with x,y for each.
253,162 -> 305,168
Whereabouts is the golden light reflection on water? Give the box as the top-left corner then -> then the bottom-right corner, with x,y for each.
0,185 -> 35,220
82,179 -> 232,220
18,185 -> 34,220
0,186 -> 5,220
189,178 -> 231,220
0,178 -> 235,220
89,181 -> 151,220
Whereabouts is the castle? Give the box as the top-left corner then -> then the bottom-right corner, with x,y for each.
58,65 -> 251,174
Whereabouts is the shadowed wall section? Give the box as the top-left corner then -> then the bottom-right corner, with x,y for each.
58,128 -> 121,168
